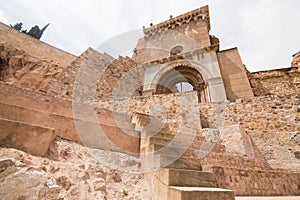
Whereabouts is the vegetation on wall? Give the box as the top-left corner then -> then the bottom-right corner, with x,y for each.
10,22 -> 50,40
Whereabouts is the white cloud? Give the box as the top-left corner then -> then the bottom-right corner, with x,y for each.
0,9 -> 8,24
0,0 -> 299,71
237,0 -> 300,71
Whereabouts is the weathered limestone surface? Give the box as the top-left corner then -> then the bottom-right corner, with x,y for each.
248,67 -> 300,97
133,5 -> 212,65
291,51 -> 300,68
0,118 -> 56,157
0,140 -> 149,200
213,166 -> 300,196
155,168 -> 216,187
0,22 -> 75,67
0,42 -> 66,91
134,113 -> 235,200
41,47 -> 140,102
200,95 -> 300,170
217,48 -> 254,100
0,4 -> 299,199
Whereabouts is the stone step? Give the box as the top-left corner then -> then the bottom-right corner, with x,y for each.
141,126 -> 170,137
155,168 -> 216,187
141,136 -> 172,147
141,129 -> 174,139
141,135 -> 203,150
141,144 -> 199,158
141,153 -> 202,171
132,112 -> 166,130
168,186 -> 235,200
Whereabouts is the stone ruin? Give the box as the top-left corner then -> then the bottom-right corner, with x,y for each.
0,5 -> 299,200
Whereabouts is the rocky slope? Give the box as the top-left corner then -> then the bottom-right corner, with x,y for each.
0,139 -> 149,200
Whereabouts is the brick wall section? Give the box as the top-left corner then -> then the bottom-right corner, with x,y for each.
213,166 -> 300,196
0,22 -> 75,67
248,67 -> 300,97
201,153 -> 270,170
217,48 -> 254,100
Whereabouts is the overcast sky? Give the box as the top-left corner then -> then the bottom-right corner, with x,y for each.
0,0 -> 299,72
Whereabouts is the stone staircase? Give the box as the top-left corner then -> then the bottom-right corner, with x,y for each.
132,112 -> 235,200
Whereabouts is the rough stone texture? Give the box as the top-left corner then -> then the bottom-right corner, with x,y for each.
200,95 -> 300,171
0,83 -> 140,154
248,67 -> 300,97
0,139 -> 149,200
0,22 -> 75,67
129,92 -> 201,132
0,42 -> 66,91
0,4 -> 299,199
291,51 -> 300,68
213,166 -> 300,196
41,48 -> 141,102
0,118 -> 56,157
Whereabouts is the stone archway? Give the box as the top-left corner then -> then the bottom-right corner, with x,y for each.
155,65 -> 208,103
143,59 -> 227,102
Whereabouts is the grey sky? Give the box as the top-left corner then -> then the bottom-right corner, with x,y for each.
0,0 -> 299,72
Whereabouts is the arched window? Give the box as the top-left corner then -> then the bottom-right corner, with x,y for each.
170,46 -> 183,55
176,81 -> 194,93
155,66 -> 207,102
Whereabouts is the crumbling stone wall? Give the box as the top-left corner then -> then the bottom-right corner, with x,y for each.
42,48 -> 142,102
0,42 -> 65,90
0,22 -> 75,67
0,82 -> 140,154
248,67 -> 300,97
292,51 -> 300,68
128,92 -> 201,132
201,95 -> 300,170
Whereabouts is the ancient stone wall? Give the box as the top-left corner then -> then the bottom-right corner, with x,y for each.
0,22 -> 75,67
213,166 -> 300,196
201,95 -> 300,171
129,92 -> 201,132
0,42 -> 65,91
0,82 -> 140,154
248,67 -> 300,97
100,89 -> 300,171
42,48 -> 141,102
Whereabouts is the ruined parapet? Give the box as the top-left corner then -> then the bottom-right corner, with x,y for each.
0,42 -> 64,91
292,51 -> 300,68
0,22 -> 75,67
143,5 -> 210,38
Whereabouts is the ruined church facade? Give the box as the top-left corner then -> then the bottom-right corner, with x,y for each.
0,5 -> 300,199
